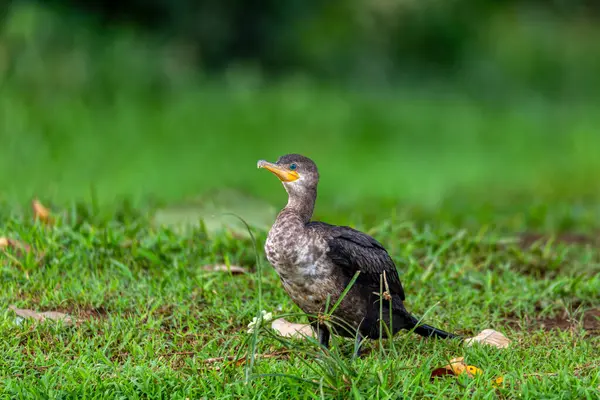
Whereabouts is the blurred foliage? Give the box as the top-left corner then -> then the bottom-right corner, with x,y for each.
1,1 -> 600,216
2,0 -> 600,97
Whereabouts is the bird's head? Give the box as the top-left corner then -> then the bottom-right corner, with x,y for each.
257,154 -> 319,197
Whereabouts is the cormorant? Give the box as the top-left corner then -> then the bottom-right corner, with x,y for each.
258,154 -> 459,356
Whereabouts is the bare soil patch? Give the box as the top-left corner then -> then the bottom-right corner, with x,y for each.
519,232 -> 598,248
507,308 -> 600,337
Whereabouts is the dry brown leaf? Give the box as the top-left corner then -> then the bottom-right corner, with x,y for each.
199,350 -> 290,370
32,199 -> 54,224
0,237 -> 32,254
464,329 -> 511,349
201,264 -> 247,274
431,357 -> 483,380
271,318 -> 315,338
10,305 -> 74,325
203,350 -> 290,365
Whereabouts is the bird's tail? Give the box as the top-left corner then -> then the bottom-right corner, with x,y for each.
407,314 -> 460,339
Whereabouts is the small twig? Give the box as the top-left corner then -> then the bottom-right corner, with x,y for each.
523,372 -> 560,378
522,362 -> 599,378
381,270 -> 392,301
202,350 -> 290,365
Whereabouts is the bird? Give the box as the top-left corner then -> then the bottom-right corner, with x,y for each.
257,153 -> 460,357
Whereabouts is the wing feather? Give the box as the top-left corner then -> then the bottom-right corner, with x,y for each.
307,222 -> 405,300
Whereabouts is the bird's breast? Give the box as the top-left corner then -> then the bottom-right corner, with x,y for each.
265,217 -> 345,313
264,224 -> 326,271
265,228 -> 370,327
279,268 -> 341,314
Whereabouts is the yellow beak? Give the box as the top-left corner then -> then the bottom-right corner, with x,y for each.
257,160 -> 300,182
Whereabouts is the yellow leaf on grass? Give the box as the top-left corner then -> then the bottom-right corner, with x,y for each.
431,356 -> 506,387
431,357 -> 483,379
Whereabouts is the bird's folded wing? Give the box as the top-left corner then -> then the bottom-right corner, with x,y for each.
309,222 -> 405,300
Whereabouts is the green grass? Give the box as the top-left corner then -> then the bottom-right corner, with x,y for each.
0,199 -> 598,399
2,68 -> 600,398
2,79 -> 600,216
2,4 -> 600,398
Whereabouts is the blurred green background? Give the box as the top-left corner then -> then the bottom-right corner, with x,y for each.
1,0 -> 599,222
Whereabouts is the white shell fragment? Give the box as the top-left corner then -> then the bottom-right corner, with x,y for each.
271,318 -> 315,338
463,329 -> 511,349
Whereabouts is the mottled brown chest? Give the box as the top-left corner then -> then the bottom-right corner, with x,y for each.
264,212 -> 324,271
281,274 -> 369,330
265,216 -> 368,327
265,213 -> 333,309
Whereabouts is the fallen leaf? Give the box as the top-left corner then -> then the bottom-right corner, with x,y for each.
430,366 -> 457,378
9,305 -> 74,325
271,318 -> 315,338
463,329 -> 511,349
431,357 -> 483,380
200,350 -> 290,370
201,264 -> 247,274
32,199 -> 54,224
0,237 -> 32,254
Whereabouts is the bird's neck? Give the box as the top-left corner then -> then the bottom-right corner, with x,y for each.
282,189 -> 316,224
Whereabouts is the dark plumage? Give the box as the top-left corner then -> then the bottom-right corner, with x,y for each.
258,154 -> 459,356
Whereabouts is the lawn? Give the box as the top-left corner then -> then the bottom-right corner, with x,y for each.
2,2 -> 600,396
1,71 -> 600,399
0,187 -> 598,398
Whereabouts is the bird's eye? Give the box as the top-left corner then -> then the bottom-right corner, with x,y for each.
290,163 -> 297,170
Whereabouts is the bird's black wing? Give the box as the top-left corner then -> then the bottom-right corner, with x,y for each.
307,222 -> 405,300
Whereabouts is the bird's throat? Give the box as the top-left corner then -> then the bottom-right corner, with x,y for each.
284,189 -> 316,224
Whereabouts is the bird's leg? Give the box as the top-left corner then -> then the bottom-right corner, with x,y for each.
316,324 -> 330,349
353,332 -> 365,359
